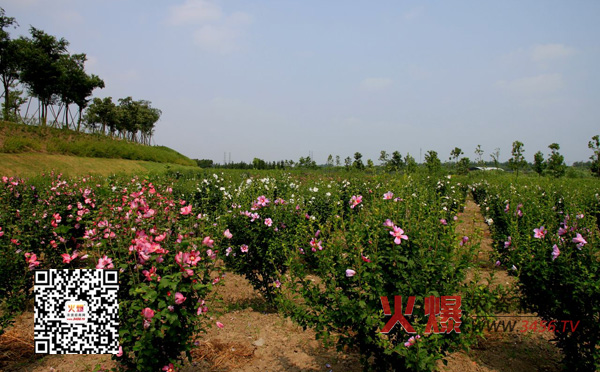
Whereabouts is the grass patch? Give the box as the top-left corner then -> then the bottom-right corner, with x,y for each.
0,153 -> 201,178
0,121 -> 195,166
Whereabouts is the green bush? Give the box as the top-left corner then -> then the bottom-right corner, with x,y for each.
1,137 -> 41,153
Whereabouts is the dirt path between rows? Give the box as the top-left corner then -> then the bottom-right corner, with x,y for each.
0,197 -> 563,372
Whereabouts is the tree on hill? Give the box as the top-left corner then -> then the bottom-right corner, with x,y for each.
19,27 -> 69,126
57,53 -> 104,130
0,8 -> 20,121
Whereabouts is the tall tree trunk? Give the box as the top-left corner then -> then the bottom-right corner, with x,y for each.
76,106 -> 82,132
2,77 -> 9,121
64,104 -> 69,129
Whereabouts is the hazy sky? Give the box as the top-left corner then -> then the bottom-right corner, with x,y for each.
3,0 -> 600,164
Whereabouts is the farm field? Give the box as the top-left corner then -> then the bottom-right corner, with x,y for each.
0,169 -> 598,371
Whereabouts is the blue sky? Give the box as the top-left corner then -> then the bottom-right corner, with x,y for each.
3,0 -> 600,164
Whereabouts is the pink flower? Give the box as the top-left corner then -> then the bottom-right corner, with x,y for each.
361,254 -> 371,263
143,209 -> 155,218
142,307 -> 155,320
383,219 -> 394,227
216,321 -> 224,329
202,236 -> 214,248
533,226 -> 547,239
162,363 -> 175,372
504,236 -> 512,249
117,346 -> 123,357
345,269 -> 356,277
180,205 -> 192,215
349,195 -> 363,209
460,236 -> 469,246
440,219 -> 447,225
551,245 -> 560,261
241,244 -> 249,253
558,226 -> 567,236
96,255 -> 114,269
383,191 -> 394,200
256,195 -> 270,207
188,251 -> 201,265
0,227 -> 3,238
390,226 -> 408,245
404,335 -> 420,348
225,247 -> 232,256
309,238 -> 323,251
273,280 -> 281,288
495,260 -> 501,266
223,229 -> 233,239
61,252 -> 78,264
24,252 -> 40,270
504,204 -> 510,213
572,233 -> 587,249
175,292 -> 186,305
264,218 -> 273,227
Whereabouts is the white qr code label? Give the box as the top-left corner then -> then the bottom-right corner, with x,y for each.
34,269 -> 119,354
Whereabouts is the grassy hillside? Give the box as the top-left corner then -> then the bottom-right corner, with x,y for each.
0,121 -> 196,166
0,153 -> 201,178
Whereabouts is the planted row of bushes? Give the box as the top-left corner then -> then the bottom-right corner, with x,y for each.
472,177 -> 600,370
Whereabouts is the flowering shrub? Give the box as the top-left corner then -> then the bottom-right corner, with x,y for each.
0,175 -> 222,370
473,177 -> 600,370
220,195 -> 310,303
281,177 -> 481,371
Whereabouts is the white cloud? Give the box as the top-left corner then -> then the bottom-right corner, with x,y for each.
531,44 -> 575,63
167,0 -> 222,25
496,73 -> 563,96
361,78 -> 393,91
167,1 -> 252,54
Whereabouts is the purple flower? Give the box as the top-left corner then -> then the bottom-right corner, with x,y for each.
551,245 -> 560,261
572,233 -> 587,249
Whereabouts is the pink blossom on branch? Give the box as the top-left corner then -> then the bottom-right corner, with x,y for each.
349,195 -> 362,209
390,226 -> 408,245
180,205 -> 192,215
533,226 -> 547,239
96,255 -> 114,269
174,292 -> 186,305
551,245 -> 560,261
572,233 -> 587,249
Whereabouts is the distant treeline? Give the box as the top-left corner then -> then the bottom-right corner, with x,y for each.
0,8 -> 161,145
195,139 -> 600,178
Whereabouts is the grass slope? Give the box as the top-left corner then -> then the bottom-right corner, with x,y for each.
0,153 -> 201,178
0,121 -> 196,166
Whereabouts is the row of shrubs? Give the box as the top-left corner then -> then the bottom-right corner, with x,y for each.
472,176 -> 600,370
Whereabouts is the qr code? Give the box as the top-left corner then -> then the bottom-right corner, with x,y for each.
34,269 -> 119,354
